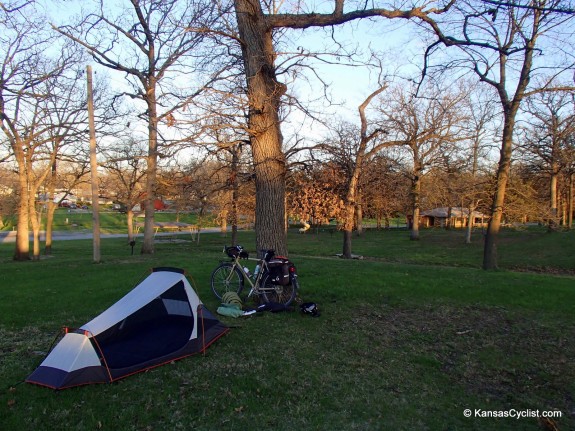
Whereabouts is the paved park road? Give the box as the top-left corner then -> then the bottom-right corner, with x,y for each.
0,228 -> 223,244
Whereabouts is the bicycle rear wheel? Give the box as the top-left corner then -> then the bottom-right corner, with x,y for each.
261,274 -> 298,306
210,263 -> 244,300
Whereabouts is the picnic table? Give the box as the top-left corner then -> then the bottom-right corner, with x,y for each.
134,221 -> 199,241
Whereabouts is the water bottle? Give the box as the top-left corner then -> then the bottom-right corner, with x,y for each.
253,264 -> 260,279
243,266 -> 251,277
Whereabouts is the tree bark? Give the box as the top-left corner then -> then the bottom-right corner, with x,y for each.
342,229 -> 353,258
480,7 -> 541,270
235,0 -> 287,256
12,130 -> 61,260
465,203 -> 476,244
342,188 -> 356,258
356,190 -> 363,236
340,86 -> 387,257
220,208 -> 229,235
141,81 -> 158,255
45,199 -> 56,254
231,2 -> 458,257
483,117 -> 515,269
127,210 -> 135,243
14,149 -> 30,261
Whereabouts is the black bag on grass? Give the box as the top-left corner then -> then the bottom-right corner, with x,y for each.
267,257 -> 292,285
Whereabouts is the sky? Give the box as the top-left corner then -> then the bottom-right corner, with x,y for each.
286,19 -> 424,107
43,1 -> 429,102
275,17 -> 428,143
37,0 -> 574,162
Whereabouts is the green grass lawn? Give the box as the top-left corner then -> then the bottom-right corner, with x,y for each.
35,209 -> 212,233
0,227 -> 574,430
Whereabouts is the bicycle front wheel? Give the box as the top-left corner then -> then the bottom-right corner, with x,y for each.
210,263 -> 244,300
261,274 -> 298,306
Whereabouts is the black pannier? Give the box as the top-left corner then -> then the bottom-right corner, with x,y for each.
267,257 -> 292,286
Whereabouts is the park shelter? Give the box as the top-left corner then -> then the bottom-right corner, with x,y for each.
419,207 -> 487,228
26,267 -> 228,390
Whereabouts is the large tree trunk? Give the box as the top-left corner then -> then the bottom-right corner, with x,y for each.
220,208 -> 229,234
342,229 -> 353,258
141,84 -> 158,255
45,199 -> 56,254
127,210 -> 135,243
14,154 -> 30,261
356,191 -> 363,236
342,203 -> 355,258
483,118 -> 515,270
235,0 -> 287,256
340,87 -> 385,257
342,165 -> 361,258
481,7 -> 540,269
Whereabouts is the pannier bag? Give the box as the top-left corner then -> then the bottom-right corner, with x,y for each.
267,256 -> 294,285
225,245 -> 249,259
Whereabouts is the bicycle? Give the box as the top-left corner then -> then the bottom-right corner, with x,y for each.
210,245 -> 299,306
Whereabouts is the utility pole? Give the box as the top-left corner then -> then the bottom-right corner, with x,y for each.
87,65 -> 101,262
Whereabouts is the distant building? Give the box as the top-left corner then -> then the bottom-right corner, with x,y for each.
418,207 -> 488,228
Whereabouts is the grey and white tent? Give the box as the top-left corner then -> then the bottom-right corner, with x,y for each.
26,267 -> 228,390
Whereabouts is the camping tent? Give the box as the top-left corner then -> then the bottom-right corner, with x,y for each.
26,267 -> 228,390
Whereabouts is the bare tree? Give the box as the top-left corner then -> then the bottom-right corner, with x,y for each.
0,3 -> 86,260
199,120 -> 253,244
55,0 -> 232,254
101,139 -> 148,243
232,0 -> 455,255
520,91 -> 575,229
381,82 -> 467,240
210,141 -> 253,245
321,86 -> 399,257
460,91 -> 499,243
161,149 -> 255,243
422,0 -> 575,268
